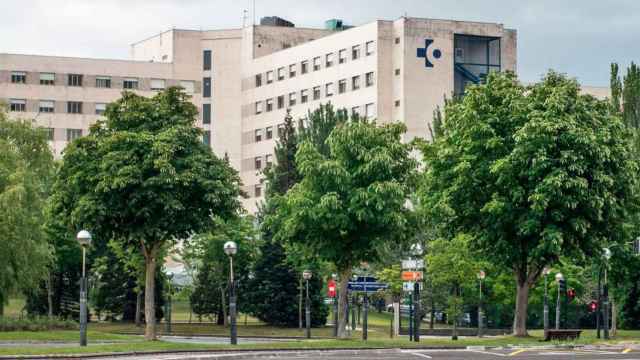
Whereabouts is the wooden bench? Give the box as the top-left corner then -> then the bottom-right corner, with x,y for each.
544,329 -> 582,341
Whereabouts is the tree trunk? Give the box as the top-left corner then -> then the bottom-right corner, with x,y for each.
46,272 -> 53,320
135,290 -> 142,327
143,246 -> 158,341
337,267 -> 352,338
220,287 -> 228,326
611,298 -> 617,336
513,279 -> 530,337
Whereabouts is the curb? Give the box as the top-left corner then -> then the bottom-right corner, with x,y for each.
1,342 -> 635,359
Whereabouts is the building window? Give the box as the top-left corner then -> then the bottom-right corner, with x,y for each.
44,128 -> 54,141
277,95 -> 285,109
180,80 -> 195,94
352,45 -> 361,60
66,128 -> 83,141
301,60 -> 309,74
255,74 -> 262,87
203,104 -> 211,124
395,37 -> 400,44
352,75 -> 361,90
301,89 -> 309,104
266,98 -> 274,112
39,100 -> 55,113
255,101 -> 263,115
366,72 -> 375,87
277,67 -> 285,81
338,79 -> 347,94
266,71 -> 274,84
203,50 -> 212,71
289,64 -> 296,78
365,103 -> 376,119
266,154 -> 273,167
289,92 -> 296,106
395,100 -> 401,107
326,53 -> 334,68
203,77 -> 211,98
67,101 -> 83,114
95,76 -> 111,88
366,41 -> 375,56
277,124 -> 285,137
203,130 -> 211,146
68,74 -> 83,87
255,156 -> 262,170
352,106 -> 360,118
10,99 -> 26,112
40,73 -> 55,85
255,128 -> 263,142
325,82 -> 334,97
266,126 -> 273,140
313,86 -> 321,100
313,57 -> 321,71
254,184 -> 262,198
11,71 -> 27,84
123,78 -> 138,89
95,103 -> 107,115
150,79 -> 165,91
339,49 -> 347,64
395,68 -> 401,76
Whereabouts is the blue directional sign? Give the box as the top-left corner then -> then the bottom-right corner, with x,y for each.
348,276 -> 388,293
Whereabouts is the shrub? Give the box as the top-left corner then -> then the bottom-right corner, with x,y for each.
0,316 -> 77,331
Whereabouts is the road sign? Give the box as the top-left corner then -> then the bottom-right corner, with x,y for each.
401,271 -> 423,281
401,259 -> 425,270
328,279 -> 337,298
403,282 -> 414,292
347,276 -> 388,293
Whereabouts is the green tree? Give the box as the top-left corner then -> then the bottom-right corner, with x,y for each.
419,71 -> 640,336
622,62 -> 640,128
426,234 -> 485,339
184,215 -> 257,324
275,120 -> 417,337
0,107 -> 54,314
610,63 -> 623,115
250,105 -> 346,328
46,88 -> 241,339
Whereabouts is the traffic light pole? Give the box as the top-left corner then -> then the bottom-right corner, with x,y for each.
596,268 -> 602,339
414,282 -> 420,342
603,268 -> 610,340
543,274 -> 549,338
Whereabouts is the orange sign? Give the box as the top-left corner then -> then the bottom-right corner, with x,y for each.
401,271 -> 423,281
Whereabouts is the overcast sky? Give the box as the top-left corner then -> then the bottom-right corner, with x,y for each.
2,0 -> 639,86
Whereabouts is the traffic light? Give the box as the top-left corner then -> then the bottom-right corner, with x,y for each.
559,279 -> 567,293
588,300 -> 598,313
567,288 -> 576,301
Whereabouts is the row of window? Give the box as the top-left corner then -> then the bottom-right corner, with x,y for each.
38,127 -> 83,142
9,71 -> 195,93
255,72 -> 375,115
9,99 -> 108,115
255,41 -> 376,87
254,124 -> 285,142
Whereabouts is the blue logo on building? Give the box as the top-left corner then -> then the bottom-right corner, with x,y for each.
417,39 -> 442,68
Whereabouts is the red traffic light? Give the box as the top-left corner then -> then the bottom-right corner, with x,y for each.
588,300 -> 598,312
567,288 -> 576,301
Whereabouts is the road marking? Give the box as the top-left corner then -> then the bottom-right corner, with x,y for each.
623,348 -> 633,353
508,349 -> 528,356
468,350 -> 507,357
400,350 -> 432,358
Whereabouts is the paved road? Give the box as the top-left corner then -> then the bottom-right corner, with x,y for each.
90,347 -> 639,360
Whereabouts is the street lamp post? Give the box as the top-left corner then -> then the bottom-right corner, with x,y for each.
303,270 -> 312,339
603,248 -> 612,340
165,272 -> 174,335
223,241 -> 238,345
542,267 -> 551,338
555,273 -> 564,330
477,270 -> 486,338
76,230 -> 92,347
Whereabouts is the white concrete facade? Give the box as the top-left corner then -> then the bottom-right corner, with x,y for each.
0,16 -> 518,213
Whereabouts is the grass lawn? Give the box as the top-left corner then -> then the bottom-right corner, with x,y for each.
0,330 -> 137,342
0,334 -> 639,356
